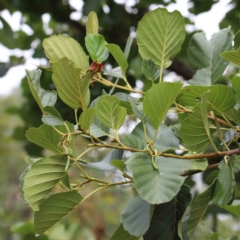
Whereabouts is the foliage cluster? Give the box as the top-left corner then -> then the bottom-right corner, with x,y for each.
19,7 -> 240,240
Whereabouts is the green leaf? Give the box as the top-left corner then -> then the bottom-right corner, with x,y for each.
144,185 -> 191,240
60,174 -> 71,191
96,95 -> 127,130
184,182 -> 215,238
127,153 -> 199,204
178,85 -> 235,113
79,108 -> 96,132
114,92 -> 135,114
231,72 -> 240,107
52,58 -> 91,110
111,160 -> 125,172
221,46 -> 240,66
43,34 -> 89,71
211,160 -> 234,205
104,66 -> 124,79
85,34 -> 109,62
220,200 -> 240,216
121,134 -> 146,150
179,92 -> 214,153
26,122 -> 75,154
129,98 -> 148,123
111,224 -> 139,240
106,44 -> 128,78
137,8 -> 185,71
142,59 -> 160,82
188,28 -> 233,85
229,155 -> 240,173
19,155 -> 70,211
86,11 -> 99,34
131,122 -> 180,152
34,192 -> 82,234
124,34 -> 133,59
26,69 -> 57,113
42,106 -> 64,126
121,196 -> 151,237
80,149 -> 123,171
143,82 -> 182,129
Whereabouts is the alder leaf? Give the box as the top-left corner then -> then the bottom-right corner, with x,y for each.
26,69 -> 57,113
79,108 -> 96,132
184,181 -> 215,238
144,185 -> 191,240
178,85 -> 235,113
143,82 -> 182,129
121,196 -> 151,237
179,92 -> 214,153
42,106 -> 64,126
142,59 -> 160,81
19,155 -> 70,211
137,8 -> 185,71
86,11 -> 99,34
127,153 -> 200,204
96,95 -> 127,130
106,44 -> 128,78
26,122 -> 75,154
188,28 -> 233,85
221,46 -> 240,66
85,34 -> 109,62
43,34 -> 89,71
111,224 -> 139,240
34,192 -> 82,233
212,160 -> 235,205
52,58 -> 91,110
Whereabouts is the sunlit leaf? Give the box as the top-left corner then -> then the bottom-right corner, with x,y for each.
86,11 -> 99,34
52,58 -> 91,110
34,192 -> 82,233
96,95 -> 127,130
143,82 -> 182,129
220,200 -> 240,217
188,28 -> 233,85
43,34 -> 89,71
26,69 -> 57,113
221,46 -> 240,66
85,34 -> 109,62
111,224 -> 139,240
114,92 -> 135,114
179,92 -> 214,153
19,155 -> 70,211
178,85 -> 235,113
121,196 -> 151,237
111,160 -> 125,172
26,122 -> 75,154
79,108 -> 96,132
104,66 -> 124,78
106,44 -> 128,78
137,8 -> 185,72
144,185 -> 191,240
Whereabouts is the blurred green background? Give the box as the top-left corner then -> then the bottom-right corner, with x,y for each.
1,0 -> 240,239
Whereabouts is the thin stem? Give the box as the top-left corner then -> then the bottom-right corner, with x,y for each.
74,109 -> 78,125
81,186 -> 109,204
109,78 -> 120,95
52,126 -> 65,136
159,67 -> 163,83
93,75 -> 145,95
63,121 -> 71,134
76,147 -> 97,161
